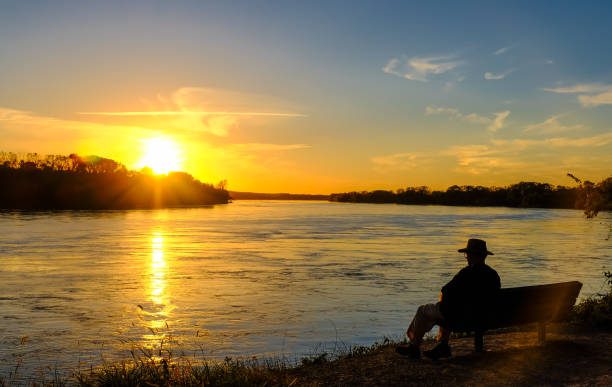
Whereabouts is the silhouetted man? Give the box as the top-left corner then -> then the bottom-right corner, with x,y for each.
396,238 -> 500,359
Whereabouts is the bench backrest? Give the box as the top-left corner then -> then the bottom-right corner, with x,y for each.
449,281 -> 583,331
487,281 -> 582,329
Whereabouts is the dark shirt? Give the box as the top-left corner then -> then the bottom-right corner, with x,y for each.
439,263 -> 501,326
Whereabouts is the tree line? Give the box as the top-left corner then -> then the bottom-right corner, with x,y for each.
329,178 -> 612,211
0,152 -> 230,210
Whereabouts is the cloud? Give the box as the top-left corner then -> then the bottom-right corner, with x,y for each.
0,106 -> 159,166
543,83 -> 609,94
79,111 -> 305,118
443,144 -> 522,174
370,130 -> 612,180
492,132 -> 612,148
0,88 -> 309,177
425,105 -> 509,131
383,55 -> 462,82
425,105 -> 491,125
371,152 -> 420,170
80,87 -> 305,136
443,132 -> 612,176
230,143 -> 310,152
488,111 -> 510,132
543,83 -> 612,107
524,115 -> 585,134
494,45 -> 514,55
578,91 -> 612,107
484,69 -> 514,80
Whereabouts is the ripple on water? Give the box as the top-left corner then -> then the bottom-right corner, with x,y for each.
0,203 -> 609,379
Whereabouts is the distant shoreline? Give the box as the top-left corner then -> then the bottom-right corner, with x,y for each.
229,191 -> 330,200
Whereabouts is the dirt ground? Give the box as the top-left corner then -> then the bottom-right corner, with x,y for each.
288,327 -> 612,386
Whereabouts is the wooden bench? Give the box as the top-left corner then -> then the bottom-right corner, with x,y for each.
449,281 -> 582,352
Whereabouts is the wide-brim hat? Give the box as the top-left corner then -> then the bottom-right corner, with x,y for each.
458,238 -> 494,255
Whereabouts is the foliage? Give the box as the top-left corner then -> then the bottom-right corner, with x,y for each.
571,272 -> 612,330
0,152 -> 230,209
74,356 -> 293,387
567,173 -> 612,218
329,179 -> 610,210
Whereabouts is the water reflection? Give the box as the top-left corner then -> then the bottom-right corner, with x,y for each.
148,231 -> 172,329
0,203 -> 609,377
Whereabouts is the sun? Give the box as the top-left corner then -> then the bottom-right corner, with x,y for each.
138,137 -> 183,175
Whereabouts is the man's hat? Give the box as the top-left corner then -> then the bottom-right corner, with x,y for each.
458,238 -> 494,255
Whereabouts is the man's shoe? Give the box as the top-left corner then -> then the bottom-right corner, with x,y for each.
423,342 -> 452,360
395,343 -> 421,359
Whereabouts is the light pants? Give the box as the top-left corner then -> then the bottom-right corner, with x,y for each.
406,303 -> 447,343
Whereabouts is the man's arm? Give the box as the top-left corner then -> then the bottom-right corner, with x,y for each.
441,268 -> 467,293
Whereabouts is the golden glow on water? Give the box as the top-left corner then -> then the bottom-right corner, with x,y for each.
150,234 -> 166,305
0,202 -> 609,376
148,231 -> 172,330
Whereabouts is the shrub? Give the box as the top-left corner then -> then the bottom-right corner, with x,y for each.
571,271 -> 612,329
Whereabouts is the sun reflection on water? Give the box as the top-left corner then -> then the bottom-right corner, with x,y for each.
148,231 -> 172,330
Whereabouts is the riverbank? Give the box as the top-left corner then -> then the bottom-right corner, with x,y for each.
6,324 -> 607,386
290,326 -> 612,386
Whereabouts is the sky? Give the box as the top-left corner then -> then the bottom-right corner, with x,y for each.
1,1 -> 611,193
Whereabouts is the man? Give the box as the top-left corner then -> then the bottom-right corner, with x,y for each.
396,238 -> 501,359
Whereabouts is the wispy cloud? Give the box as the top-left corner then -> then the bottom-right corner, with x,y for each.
492,132 -> 612,148
443,144 -> 522,175
523,115 -> 585,134
0,87 -> 309,174
230,143 -> 310,152
371,152 -> 420,170
543,83 -> 609,94
0,106 -> 158,164
425,105 -> 509,132
494,45 -> 514,55
578,90 -> 612,107
543,83 -> 612,107
484,69 -> 514,80
383,55 -> 462,82
79,111 -> 305,118
443,132 -> 612,176
425,106 -> 490,125
80,87 -> 305,136
371,130 -> 611,180
488,111 -> 510,132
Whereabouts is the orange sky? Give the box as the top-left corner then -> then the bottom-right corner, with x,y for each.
1,3 -> 611,193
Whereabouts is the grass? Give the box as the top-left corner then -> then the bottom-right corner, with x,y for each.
570,271 -> 612,330
0,336 -> 398,386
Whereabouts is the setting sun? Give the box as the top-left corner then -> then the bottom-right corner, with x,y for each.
138,137 -> 183,174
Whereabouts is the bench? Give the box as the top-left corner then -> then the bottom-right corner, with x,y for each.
449,281 -> 582,352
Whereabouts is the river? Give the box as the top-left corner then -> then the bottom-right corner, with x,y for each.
0,201 -> 610,379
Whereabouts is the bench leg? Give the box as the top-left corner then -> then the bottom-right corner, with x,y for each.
538,322 -> 546,344
474,331 -> 484,352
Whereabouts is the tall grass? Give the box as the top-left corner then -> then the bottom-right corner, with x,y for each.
571,271 -> 612,329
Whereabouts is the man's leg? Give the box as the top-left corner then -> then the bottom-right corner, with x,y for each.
423,325 -> 452,360
437,325 -> 451,344
398,303 -> 444,358
406,303 -> 443,347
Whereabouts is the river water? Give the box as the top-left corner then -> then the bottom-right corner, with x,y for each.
0,201 -> 610,379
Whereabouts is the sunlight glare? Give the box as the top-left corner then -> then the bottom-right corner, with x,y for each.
150,234 -> 166,305
139,137 -> 183,174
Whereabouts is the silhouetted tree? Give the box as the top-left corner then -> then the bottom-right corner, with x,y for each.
330,176 -> 611,211
0,152 -> 230,210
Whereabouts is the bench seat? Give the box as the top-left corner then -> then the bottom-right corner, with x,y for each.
449,281 -> 582,351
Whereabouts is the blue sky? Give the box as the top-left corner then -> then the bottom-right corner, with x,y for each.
1,1 -> 611,192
